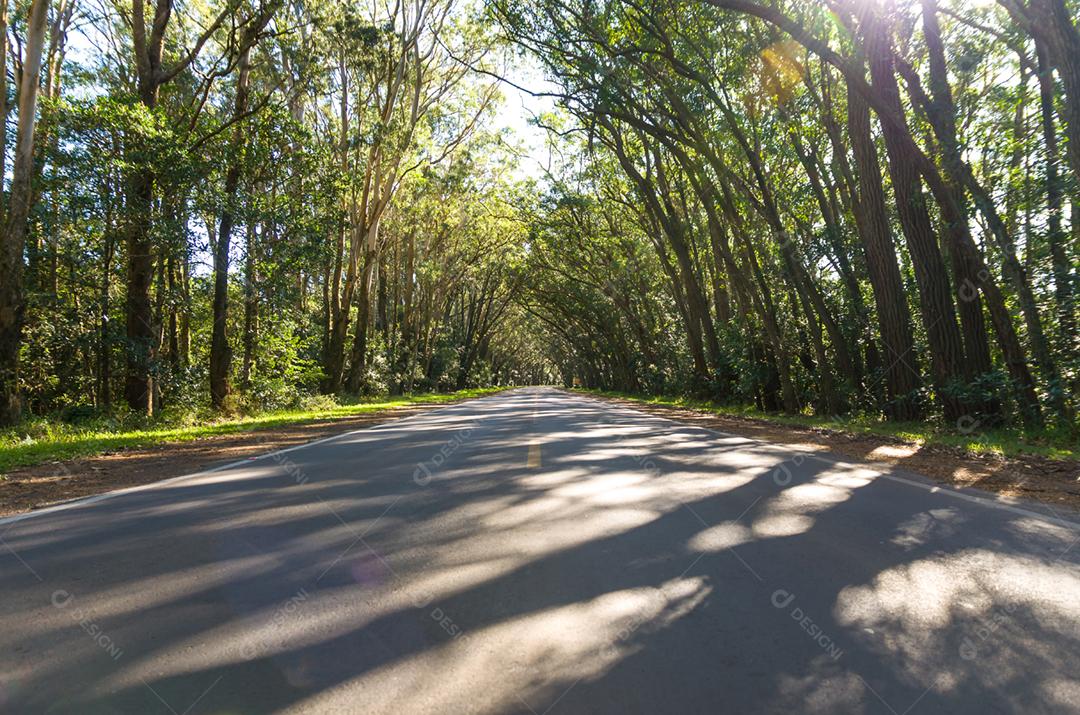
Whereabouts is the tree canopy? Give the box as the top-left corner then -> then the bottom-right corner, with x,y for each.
0,0 -> 1076,435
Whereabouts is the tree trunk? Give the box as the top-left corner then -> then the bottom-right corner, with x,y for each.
99,176 -> 117,408
123,165 -> 157,415
866,15 -> 970,421
209,45 -> 252,409
1006,0 -> 1080,186
241,220 -> 259,388
845,81 -> 923,419
1035,44 -> 1075,351
345,249 -> 377,394
0,0 -> 50,425
166,253 -> 179,368
179,248 -> 191,367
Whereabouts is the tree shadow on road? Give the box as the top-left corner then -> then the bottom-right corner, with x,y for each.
1,390 -> 1077,714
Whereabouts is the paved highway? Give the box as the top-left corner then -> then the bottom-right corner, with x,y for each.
1,388 -> 1078,714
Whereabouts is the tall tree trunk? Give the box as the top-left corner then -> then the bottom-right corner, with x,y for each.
1035,44 -> 1075,351
99,175 -> 116,408
27,0 -> 72,297
789,129 -> 868,386
0,0 -> 9,194
1004,0 -> 1080,185
866,14 -> 970,421
846,80 -> 923,420
123,168 -> 157,414
241,220 -> 259,388
719,107 -> 859,394
209,45 -> 252,409
910,0 -> 1050,424
123,0 -> 269,413
166,253 -> 179,368
124,13 -> 165,416
603,123 -> 712,386
344,247 -> 377,393
178,247 -> 191,367
0,0 -> 50,426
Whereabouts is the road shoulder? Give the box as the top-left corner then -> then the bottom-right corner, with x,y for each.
578,391 -> 1080,516
0,395 -> 498,518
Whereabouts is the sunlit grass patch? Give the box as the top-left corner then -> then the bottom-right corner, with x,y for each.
0,387 -> 506,474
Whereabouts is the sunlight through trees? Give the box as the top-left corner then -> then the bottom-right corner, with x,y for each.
0,0 -> 1076,437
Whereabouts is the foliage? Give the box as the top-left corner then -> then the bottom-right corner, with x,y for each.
0,387 -> 508,473
1,0 -> 1078,443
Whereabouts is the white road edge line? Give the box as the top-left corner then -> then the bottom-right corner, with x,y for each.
565,390 -> 1080,532
8,387 -> 1075,533
0,392 -> 514,527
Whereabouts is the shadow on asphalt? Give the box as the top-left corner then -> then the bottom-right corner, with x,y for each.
1,389 -> 1078,713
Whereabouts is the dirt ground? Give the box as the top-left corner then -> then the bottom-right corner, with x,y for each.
592,395 -> 1080,515
0,402 -> 454,517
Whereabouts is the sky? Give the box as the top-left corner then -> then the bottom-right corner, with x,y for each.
486,53 -> 563,180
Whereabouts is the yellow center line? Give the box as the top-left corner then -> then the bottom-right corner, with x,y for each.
527,441 -> 542,468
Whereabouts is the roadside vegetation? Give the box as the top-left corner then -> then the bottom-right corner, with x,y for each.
0,387 -> 504,474
579,389 -> 1079,462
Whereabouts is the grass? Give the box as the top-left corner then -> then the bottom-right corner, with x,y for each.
0,387 -> 507,475
575,388 -> 1079,462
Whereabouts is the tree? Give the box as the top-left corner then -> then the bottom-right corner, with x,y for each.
0,0 -> 52,426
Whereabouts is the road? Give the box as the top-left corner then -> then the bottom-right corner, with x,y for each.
1,388 -> 1078,714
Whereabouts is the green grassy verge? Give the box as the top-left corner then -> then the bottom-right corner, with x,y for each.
0,387 -> 507,475
574,388 -> 1079,462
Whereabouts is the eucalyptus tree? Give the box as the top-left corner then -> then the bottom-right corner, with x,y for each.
313,0 -> 497,394
207,0 -> 285,408
113,0 -> 284,414
0,0 -> 52,426
693,0 -> 1070,424
493,0 -> 1077,428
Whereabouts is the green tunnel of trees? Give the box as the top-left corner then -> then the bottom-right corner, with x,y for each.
0,0 -> 1077,433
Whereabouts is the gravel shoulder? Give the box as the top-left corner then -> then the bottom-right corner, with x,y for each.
0,400 -> 464,517
590,393 -> 1080,513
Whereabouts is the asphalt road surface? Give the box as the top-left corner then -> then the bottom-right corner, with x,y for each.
2,388 -> 1078,714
